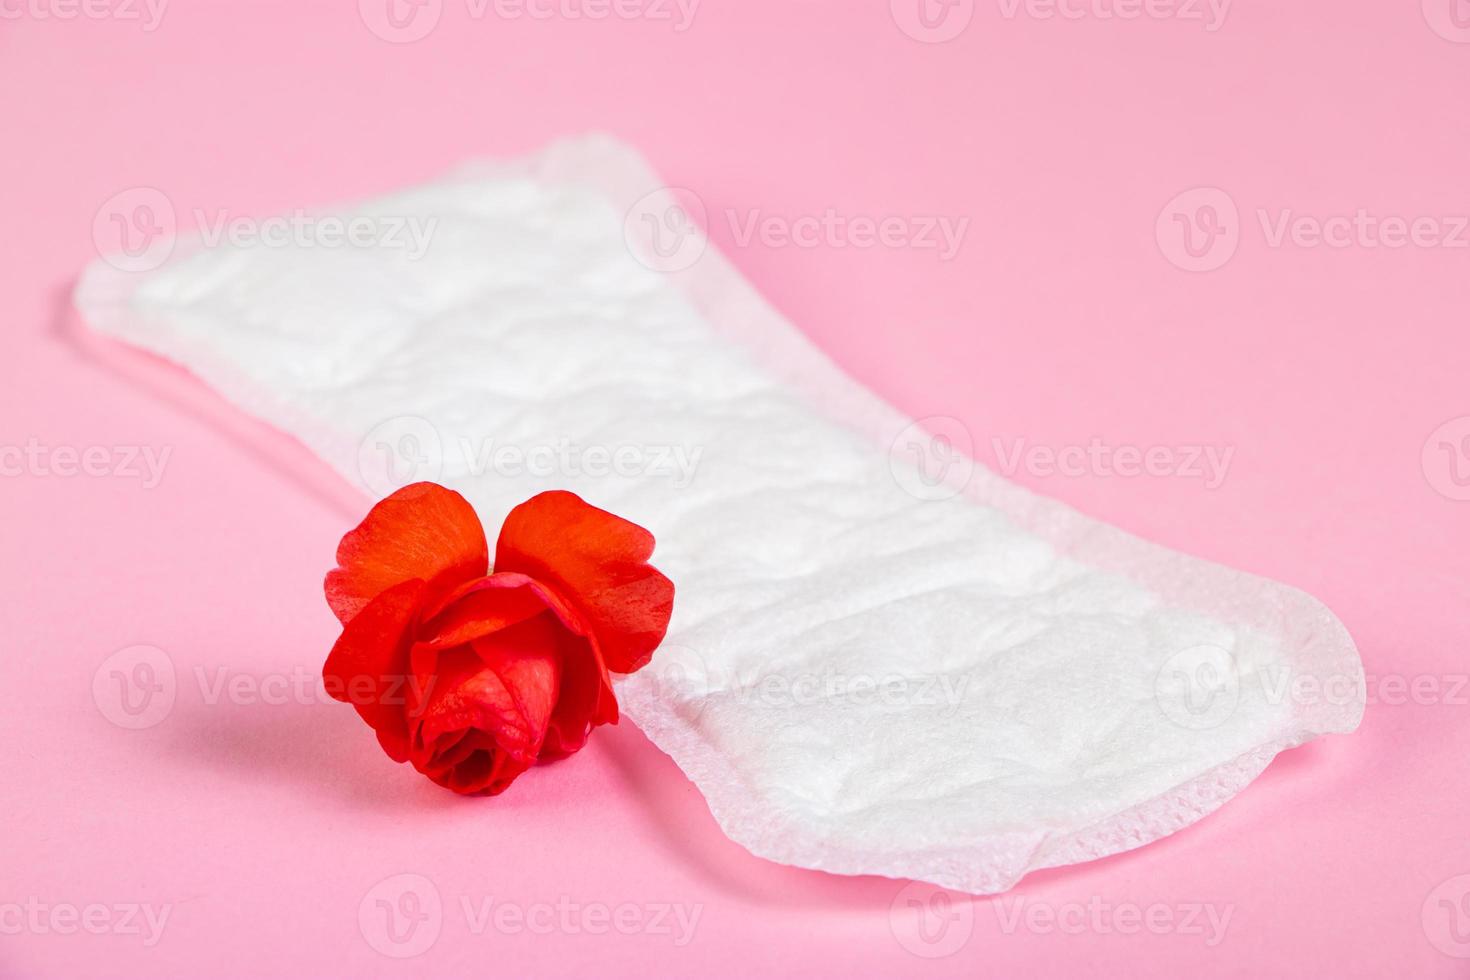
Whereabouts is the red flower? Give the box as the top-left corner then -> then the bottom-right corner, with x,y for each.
322,483 -> 674,796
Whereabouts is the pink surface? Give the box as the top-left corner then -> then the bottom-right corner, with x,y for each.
3,2 -> 1468,977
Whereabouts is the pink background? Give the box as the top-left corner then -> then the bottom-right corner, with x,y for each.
4,1 -> 1469,976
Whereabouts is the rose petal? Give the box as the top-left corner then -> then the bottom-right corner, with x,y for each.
417,729 -> 531,796
417,573 -> 620,736
494,490 -> 674,674
322,578 -> 424,762
325,482 -> 488,625
541,630 -> 616,758
410,615 -> 563,759
416,574 -> 548,651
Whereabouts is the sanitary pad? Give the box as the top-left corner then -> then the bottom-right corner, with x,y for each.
74,135 -> 1364,894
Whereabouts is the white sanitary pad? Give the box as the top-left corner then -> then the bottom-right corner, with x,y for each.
74,135 -> 1364,894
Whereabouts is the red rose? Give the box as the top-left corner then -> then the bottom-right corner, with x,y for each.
322,482 -> 674,796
